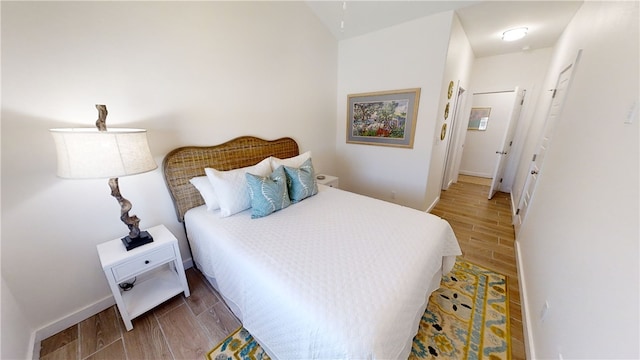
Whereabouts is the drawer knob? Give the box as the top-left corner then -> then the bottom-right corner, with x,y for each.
144,260 -> 150,264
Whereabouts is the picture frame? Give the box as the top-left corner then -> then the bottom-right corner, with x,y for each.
468,107 -> 491,131
347,88 -> 420,148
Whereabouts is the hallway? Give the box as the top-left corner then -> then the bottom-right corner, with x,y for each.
430,175 -> 525,359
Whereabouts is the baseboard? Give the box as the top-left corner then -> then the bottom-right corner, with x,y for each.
30,258 -> 194,359
27,329 -> 37,360
442,178 -> 454,190
515,241 -> 535,360
426,195 -> 440,213
458,170 -> 492,178
31,294 -> 115,359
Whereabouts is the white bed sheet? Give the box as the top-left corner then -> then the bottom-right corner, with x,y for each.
185,185 -> 461,359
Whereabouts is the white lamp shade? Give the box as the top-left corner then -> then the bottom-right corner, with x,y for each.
50,128 -> 157,179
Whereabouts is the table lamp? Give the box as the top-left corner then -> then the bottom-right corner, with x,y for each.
50,105 -> 158,251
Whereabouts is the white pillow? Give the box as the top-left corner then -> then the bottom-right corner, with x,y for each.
189,176 -> 219,211
269,151 -> 312,170
205,157 -> 272,217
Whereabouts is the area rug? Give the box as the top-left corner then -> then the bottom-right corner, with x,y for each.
205,258 -> 510,360
206,327 -> 269,360
410,259 -> 511,359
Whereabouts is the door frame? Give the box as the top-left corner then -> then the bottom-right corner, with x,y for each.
441,83 -> 466,190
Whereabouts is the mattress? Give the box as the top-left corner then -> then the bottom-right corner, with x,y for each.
185,185 -> 461,359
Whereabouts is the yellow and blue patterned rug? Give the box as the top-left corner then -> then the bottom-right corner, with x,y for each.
410,259 -> 511,359
206,258 -> 510,360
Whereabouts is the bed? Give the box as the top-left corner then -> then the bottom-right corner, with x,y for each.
162,136 -> 461,359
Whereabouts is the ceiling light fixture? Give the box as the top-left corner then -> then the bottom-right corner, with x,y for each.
502,27 -> 528,41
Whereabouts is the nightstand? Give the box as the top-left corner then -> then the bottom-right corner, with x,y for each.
97,224 -> 190,331
316,174 -> 339,188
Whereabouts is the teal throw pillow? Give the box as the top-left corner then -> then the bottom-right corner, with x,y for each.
245,166 -> 291,218
283,158 -> 318,203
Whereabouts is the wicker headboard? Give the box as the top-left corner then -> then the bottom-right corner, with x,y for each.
162,136 -> 299,222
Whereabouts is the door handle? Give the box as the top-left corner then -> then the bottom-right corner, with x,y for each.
531,170 -> 539,175
496,151 -> 507,155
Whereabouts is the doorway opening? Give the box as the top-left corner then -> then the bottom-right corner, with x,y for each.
455,88 -> 525,199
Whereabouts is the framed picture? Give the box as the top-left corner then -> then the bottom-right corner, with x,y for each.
347,88 -> 420,148
468,107 -> 491,131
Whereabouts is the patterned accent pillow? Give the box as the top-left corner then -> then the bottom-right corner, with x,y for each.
245,165 -> 291,219
283,158 -> 318,203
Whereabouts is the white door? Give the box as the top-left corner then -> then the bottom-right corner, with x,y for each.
488,88 -> 525,199
513,51 -> 581,234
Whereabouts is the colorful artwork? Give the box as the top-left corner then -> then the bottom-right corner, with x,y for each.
468,107 -> 491,131
347,88 -> 420,148
352,99 -> 409,138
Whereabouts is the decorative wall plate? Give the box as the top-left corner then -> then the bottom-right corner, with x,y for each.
440,123 -> 447,140
444,102 -> 450,120
447,81 -> 454,99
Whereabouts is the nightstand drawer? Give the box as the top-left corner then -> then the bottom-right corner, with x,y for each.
112,245 -> 175,282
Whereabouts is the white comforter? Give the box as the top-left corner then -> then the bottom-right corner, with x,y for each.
185,185 -> 461,359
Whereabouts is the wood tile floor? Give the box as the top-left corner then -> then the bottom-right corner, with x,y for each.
40,175 -> 525,360
39,270 -> 241,360
431,175 -> 526,360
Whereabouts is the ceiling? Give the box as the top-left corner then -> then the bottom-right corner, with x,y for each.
305,1 -> 583,58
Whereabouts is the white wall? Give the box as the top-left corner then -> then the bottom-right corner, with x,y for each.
517,1 -> 639,358
336,11 -> 454,210
1,1 -> 337,353
425,13 -> 475,207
